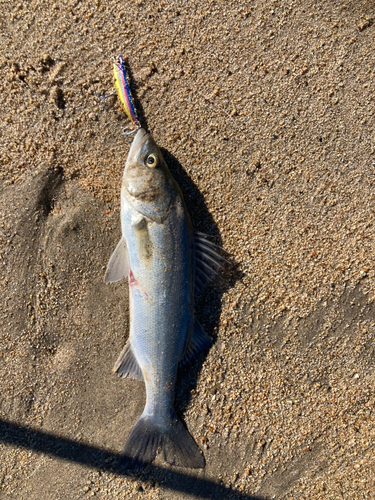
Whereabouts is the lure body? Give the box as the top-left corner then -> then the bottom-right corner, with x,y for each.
113,55 -> 140,128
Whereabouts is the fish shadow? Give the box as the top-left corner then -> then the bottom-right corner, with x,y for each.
160,148 -> 243,415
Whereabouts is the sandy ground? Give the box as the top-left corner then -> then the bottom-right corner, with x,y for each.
1,0 -> 375,498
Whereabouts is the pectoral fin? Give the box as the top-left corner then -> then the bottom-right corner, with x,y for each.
104,237 -> 129,284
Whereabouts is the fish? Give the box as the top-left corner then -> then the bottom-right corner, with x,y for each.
104,128 -> 226,468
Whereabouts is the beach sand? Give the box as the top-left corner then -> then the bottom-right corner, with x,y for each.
1,0 -> 374,498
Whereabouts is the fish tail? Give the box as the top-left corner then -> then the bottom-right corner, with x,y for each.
120,413 -> 204,469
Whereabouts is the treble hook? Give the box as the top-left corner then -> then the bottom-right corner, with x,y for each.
122,123 -> 142,143
98,90 -> 116,109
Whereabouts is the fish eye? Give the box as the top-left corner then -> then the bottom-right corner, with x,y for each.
146,154 -> 158,168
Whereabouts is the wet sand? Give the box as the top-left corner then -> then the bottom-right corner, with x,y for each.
1,1 -> 374,498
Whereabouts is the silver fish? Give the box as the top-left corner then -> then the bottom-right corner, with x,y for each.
104,128 -> 225,468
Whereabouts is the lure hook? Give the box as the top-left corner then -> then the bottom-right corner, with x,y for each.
96,90 -> 116,109
122,123 -> 142,143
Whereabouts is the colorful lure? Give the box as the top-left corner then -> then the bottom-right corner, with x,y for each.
112,55 -> 141,133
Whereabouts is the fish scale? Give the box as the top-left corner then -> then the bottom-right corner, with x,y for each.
124,199 -> 192,419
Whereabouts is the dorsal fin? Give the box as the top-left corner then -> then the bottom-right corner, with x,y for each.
194,232 -> 228,294
181,317 -> 211,365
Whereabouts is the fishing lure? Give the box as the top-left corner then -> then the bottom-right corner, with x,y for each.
113,55 -> 141,132
102,55 -> 141,137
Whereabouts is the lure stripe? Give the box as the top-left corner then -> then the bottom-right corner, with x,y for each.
113,55 -> 140,127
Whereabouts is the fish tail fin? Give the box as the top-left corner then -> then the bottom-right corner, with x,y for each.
161,414 -> 205,468
120,413 -> 204,469
119,416 -> 160,468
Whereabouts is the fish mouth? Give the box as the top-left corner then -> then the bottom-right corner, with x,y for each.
128,128 -> 147,160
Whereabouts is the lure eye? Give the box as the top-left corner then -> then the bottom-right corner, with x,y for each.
146,154 -> 158,168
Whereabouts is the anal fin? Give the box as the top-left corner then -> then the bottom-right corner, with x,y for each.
113,341 -> 144,382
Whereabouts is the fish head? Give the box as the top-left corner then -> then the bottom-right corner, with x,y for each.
122,128 -> 174,223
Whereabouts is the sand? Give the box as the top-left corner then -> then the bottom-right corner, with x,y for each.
0,0 -> 374,498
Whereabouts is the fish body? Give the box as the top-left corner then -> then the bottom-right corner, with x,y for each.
105,128 -> 224,468
121,126 -> 195,436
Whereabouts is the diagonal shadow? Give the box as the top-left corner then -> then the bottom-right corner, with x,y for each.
0,419 -> 263,500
